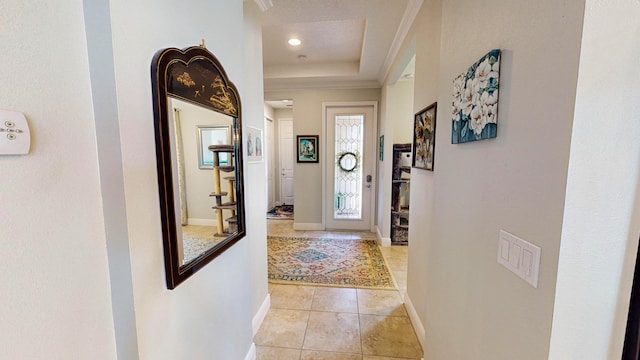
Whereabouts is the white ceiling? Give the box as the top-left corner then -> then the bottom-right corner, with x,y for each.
260,0 -> 421,92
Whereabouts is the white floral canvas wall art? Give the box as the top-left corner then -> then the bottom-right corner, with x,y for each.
451,49 -> 500,144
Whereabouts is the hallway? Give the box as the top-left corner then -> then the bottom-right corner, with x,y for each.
254,220 -> 421,359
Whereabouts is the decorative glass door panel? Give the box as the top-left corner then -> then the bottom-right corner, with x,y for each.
325,104 -> 375,231
333,115 -> 364,219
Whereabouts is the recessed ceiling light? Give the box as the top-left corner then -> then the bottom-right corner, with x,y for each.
288,38 -> 301,46
297,54 -> 307,61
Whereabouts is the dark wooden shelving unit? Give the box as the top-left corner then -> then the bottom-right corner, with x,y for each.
391,143 -> 412,245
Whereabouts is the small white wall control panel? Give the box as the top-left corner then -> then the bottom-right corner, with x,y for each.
0,110 -> 31,155
497,230 -> 541,288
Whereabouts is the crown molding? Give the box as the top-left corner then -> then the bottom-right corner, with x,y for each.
264,79 -> 381,92
253,0 -> 273,11
377,0 -> 424,84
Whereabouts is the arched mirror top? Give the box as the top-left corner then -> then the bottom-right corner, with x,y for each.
151,45 -> 246,289
154,46 -> 240,118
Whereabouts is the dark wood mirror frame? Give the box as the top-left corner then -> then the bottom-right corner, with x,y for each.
151,45 -> 246,289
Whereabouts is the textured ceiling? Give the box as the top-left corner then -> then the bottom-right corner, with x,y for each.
261,0 -> 417,91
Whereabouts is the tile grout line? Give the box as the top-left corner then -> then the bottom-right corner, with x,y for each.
297,286 -> 316,360
356,287 -> 364,357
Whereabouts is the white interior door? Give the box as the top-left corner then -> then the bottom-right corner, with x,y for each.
325,105 -> 375,230
265,117 -> 275,209
278,119 -> 294,205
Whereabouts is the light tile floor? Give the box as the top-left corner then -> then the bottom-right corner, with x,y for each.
255,220 -> 421,360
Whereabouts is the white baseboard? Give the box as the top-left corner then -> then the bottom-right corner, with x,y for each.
244,342 -> 256,360
187,218 -> 216,226
252,294 -> 271,337
404,291 -> 425,354
376,226 -> 391,247
293,222 -> 324,230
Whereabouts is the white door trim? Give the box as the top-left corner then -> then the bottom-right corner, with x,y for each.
321,101 -> 378,232
265,117 -> 275,209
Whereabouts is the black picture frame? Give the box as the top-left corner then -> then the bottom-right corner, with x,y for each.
297,135 -> 319,163
412,102 -> 437,171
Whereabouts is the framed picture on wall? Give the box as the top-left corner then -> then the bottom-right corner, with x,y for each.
197,125 -> 231,169
379,135 -> 384,161
297,135 -> 319,163
412,102 -> 437,171
246,125 -> 263,163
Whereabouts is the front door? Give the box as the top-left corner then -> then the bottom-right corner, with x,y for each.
324,105 -> 375,231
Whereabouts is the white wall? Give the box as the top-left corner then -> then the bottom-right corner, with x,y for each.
377,75 -> 415,242
0,1 -> 118,358
243,0 -> 270,329
377,85 -> 392,242
264,104 -> 275,120
411,0 -> 586,359
266,89 -> 381,225
264,103 -> 276,210
390,80 -> 415,145
107,0 -> 264,358
549,0 -> 640,358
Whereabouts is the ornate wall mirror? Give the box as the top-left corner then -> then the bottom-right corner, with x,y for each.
151,45 -> 246,289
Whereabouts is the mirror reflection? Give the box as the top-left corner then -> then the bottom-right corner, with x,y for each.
151,45 -> 245,289
168,97 -> 236,266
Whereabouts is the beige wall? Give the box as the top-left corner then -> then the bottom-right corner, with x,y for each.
415,0 -> 439,341
266,88 -> 381,225
379,0 -> 442,342
405,0 -> 586,358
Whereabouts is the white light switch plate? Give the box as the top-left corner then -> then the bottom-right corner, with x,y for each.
497,230 -> 541,288
0,110 -> 30,155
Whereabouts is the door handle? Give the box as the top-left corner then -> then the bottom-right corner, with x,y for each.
366,175 -> 372,183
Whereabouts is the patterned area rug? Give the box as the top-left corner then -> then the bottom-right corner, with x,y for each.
181,225 -> 226,264
268,236 -> 396,289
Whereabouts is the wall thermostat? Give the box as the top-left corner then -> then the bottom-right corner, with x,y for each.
0,110 -> 31,155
